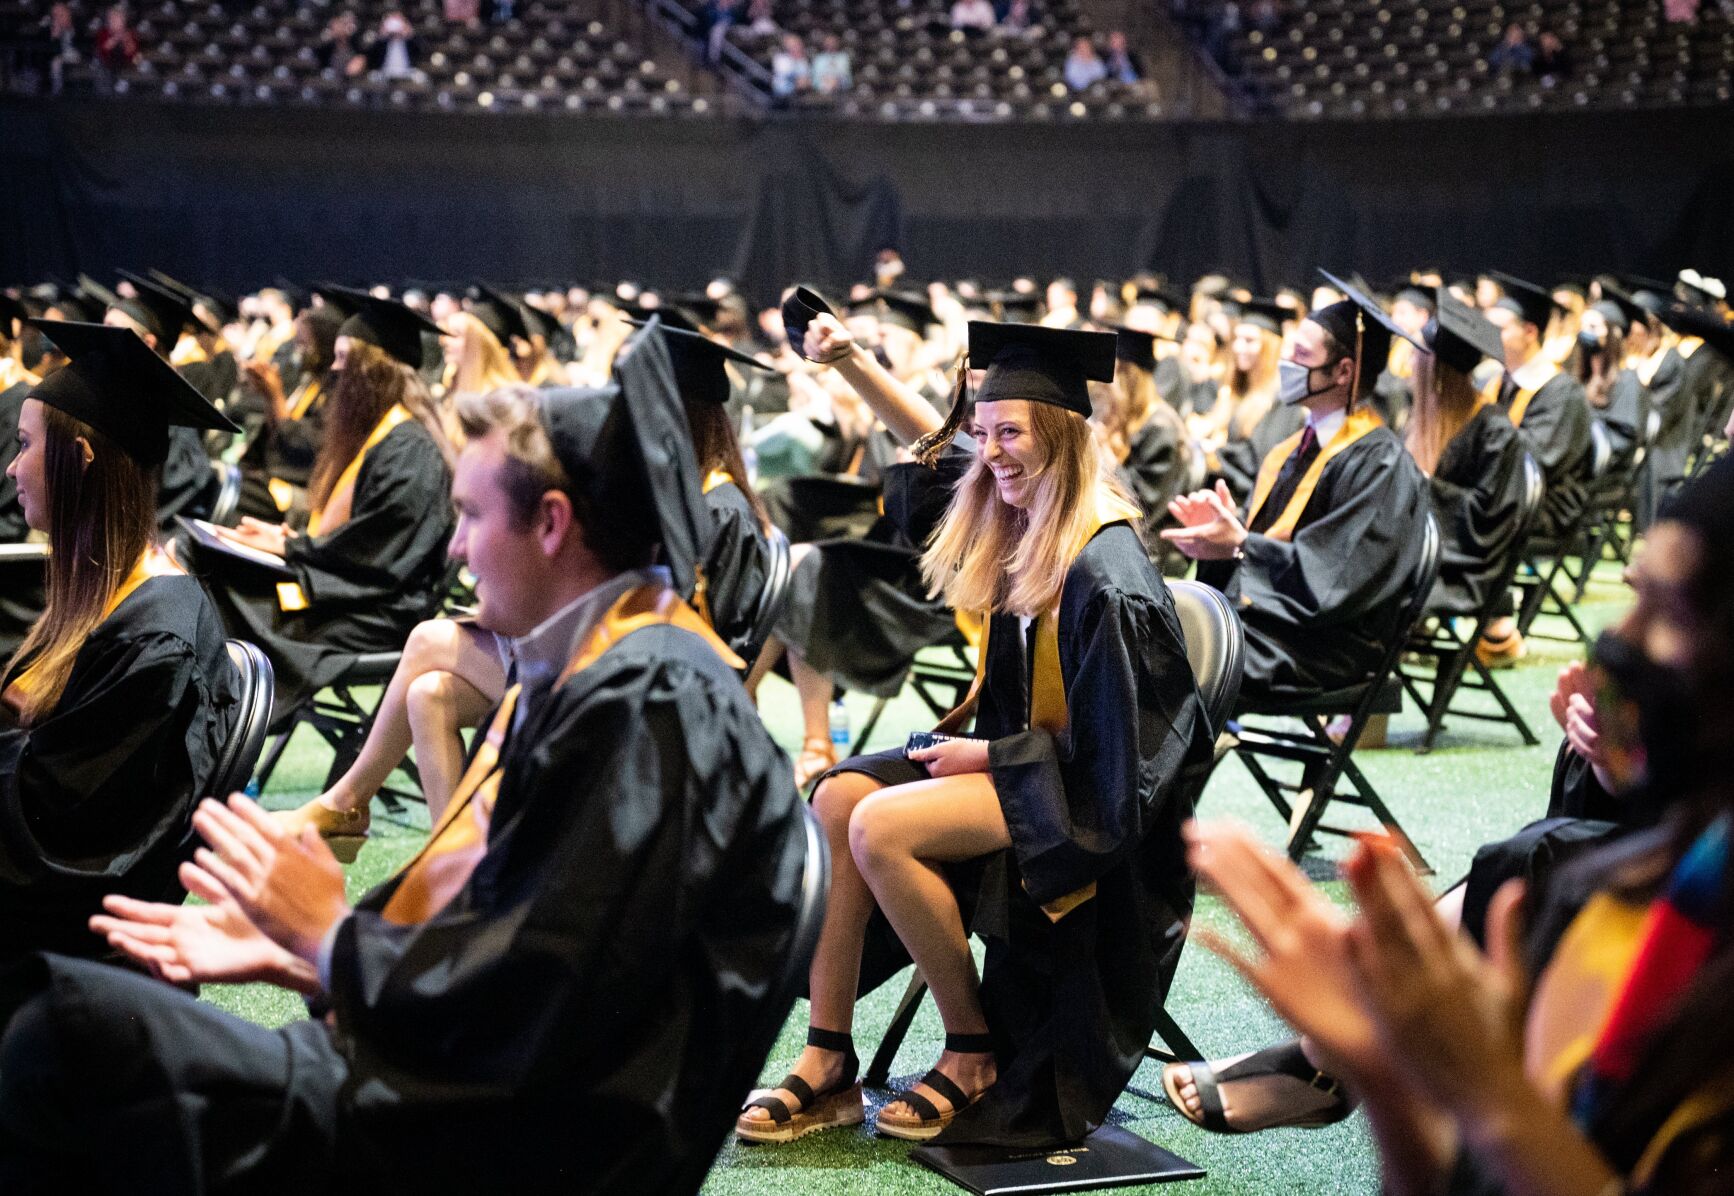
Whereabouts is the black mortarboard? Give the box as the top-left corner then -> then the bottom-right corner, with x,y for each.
875,289 -> 937,335
321,284 -> 438,367
469,284 -> 531,346
627,319 -> 776,405
666,292 -> 723,329
781,286 -> 838,362
77,274 -> 122,314
1111,325 -> 1174,372
518,300 -> 560,342
969,321 -> 1116,417
619,300 -> 698,334
1425,289 -> 1504,375
1656,302 -> 1734,362
1491,272 -> 1559,330
1594,285 -> 1648,331
1620,280 -> 1671,318
1232,297 -> 1293,335
113,271 -> 197,348
48,284 -> 105,325
1552,280 -> 1588,301
1132,284 -> 1188,314
538,317 -> 714,602
987,290 -> 1043,323
146,270 -> 236,333
1588,299 -> 1632,334
1314,270 -> 1421,384
27,319 -> 239,465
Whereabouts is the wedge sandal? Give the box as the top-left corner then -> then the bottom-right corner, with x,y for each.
735,1028 -> 865,1145
874,1032 -> 995,1143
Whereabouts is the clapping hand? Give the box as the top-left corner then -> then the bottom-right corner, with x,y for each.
1161,480 -> 1248,560
1549,661 -> 1618,791
191,794 -> 351,964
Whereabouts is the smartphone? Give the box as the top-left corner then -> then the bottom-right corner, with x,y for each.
904,731 -> 979,755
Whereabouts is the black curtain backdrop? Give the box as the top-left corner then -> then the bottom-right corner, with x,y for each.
4,98 -> 1732,306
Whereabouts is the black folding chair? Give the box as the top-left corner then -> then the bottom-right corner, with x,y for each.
207,461 -> 244,528
847,632 -> 977,756
1231,514 -> 1441,873
0,542 -> 47,659
1398,455 -> 1544,753
1514,423 -> 1609,647
738,525 -> 793,675
1570,411 -> 1652,602
215,639 -> 275,797
864,578 -> 1247,1083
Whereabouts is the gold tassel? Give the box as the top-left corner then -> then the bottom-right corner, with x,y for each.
912,352 -> 970,468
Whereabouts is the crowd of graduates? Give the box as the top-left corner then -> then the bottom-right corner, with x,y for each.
0,254 -> 1730,1194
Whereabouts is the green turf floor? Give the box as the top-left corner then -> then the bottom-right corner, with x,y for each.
222,563 -> 1632,1195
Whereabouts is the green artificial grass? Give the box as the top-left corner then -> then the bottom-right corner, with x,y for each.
219,562 -> 1633,1195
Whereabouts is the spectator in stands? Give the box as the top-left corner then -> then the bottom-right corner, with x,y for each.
1248,0 -> 1280,32
316,12 -> 364,76
1064,35 -> 1107,91
93,5 -> 139,75
770,32 -> 810,98
1665,0 -> 1700,23
42,2 -> 81,95
366,10 -> 421,79
745,0 -> 778,36
1533,29 -> 1571,80
1104,31 -> 1143,84
703,0 -> 741,64
1486,23 -> 1534,72
999,0 -> 1033,32
444,0 -> 480,26
950,0 -> 996,31
811,34 -> 852,94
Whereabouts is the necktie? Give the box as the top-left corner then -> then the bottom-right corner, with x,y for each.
1249,424 -> 1320,536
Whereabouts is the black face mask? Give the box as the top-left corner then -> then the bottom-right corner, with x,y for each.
1577,330 -> 1604,354
1591,629 -> 1696,800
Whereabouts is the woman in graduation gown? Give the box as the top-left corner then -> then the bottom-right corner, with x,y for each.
1409,292 -> 1529,618
1577,295 -> 1651,474
1207,303 -> 1306,504
196,294 -> 456,722
0,319 -> 238,959
736,317 -> 1212,1148
234,297 -> 343,525
1093,326 -> 1193,549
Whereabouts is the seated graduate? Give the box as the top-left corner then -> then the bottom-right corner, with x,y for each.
1182,457 -> 1734,1195
439,295 -> 528,401
233,291 -> 345,525
193,292 -> 456,719
1407,291 -> 1528,619
469,283 -> 569,388
272,323 -> 778,853
1369,282 -> 1437,433
1164,273 -> 1432,707
1204,299 -> 1307,505
736,317 -> 1211,1147
149,272 -> 242,414
1093,326 -> 1193,550
0,319 -> 239,960
7,321 -> 809,1194
1575,292 -> 1652,474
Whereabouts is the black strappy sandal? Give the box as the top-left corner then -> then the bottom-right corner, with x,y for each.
1161,1042 -> 1356,1134
735,1027 -> 866,1144
875,1032 -> 996,1142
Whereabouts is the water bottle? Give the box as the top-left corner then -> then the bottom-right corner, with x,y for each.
829,699 -> 850,757
243,778 -> 261,799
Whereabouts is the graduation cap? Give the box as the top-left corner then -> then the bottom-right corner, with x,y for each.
1110,326 -> 1171,372
43,283 -> 105,325
1132,284 -> 1188,314
1490,272 -> 1559,330
330,287 -> 440,368
1230,297 -> 1293,335
874,289 -> 937,335
151,270 -> 240,331
469,283 -> 532,346
538,317 -> 714,602
312,282 -> 367,319
781,286 -> 839,362
268,277 -> 311,312
1593,284 -> 1649,331
1658,303 -> 1734,363
1392,285 -> 1438,314
619,299 -> 698,334
665,292 -> 723,329
1677,269 -> 1726,307
986,290 -> 1043,323
626,319 -> 776,405
1618,279 -> 1671,318
1313,269 -> 1422,386
969,321 -> 1116,417
113,271 -> 197,348
26,319 -> 239,465
1425,289 -> 1505,375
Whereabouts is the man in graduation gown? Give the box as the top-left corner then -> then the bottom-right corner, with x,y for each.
1164,274 -> 1431,706
0,321 -> 809,1195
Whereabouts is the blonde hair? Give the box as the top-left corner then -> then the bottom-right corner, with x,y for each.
1092,364 -> 1156,464
445,312 -> 520,396
1225,323 -> 1283,437
1404,351 -> 1483,476
921,402 -> 1139,617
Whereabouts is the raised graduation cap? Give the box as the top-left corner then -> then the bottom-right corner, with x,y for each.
113,271 -> 197,347
780,285 -> 838,361
539,316 -> 713,601
875,289 -> 938,335
27,319 -> 239,465
320,284 -> 439,367
1110,325 -> 1174,372
623,299 -> 700,335
1230,297 -> 1293,334
1427,288 -> 1505,375
1314,269 -> 1422,382
969,320 -> 1116,417
469,283 -> 532,345
1490,271 -> 1559,330
626,318 -> 776,405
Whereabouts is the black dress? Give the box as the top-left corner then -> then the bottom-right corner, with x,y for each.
828,445 -> 1214,1147
1197,422 -> 1432,705
197,420 -> 453,722
701,479 -> 771,659
0,575 -> 237,960
1426,403 -> 1528,617
0,607 -> 807,1196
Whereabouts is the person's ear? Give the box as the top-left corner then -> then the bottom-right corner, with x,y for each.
537,490 -> 575,556
1334,355 -> 1357,390
74,436 -> 95,468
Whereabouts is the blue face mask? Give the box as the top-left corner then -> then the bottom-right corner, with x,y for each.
1277,358 -> 1333,406
1577,330 -> 1604,354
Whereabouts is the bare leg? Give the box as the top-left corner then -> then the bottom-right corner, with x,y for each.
405,667 -> 499,822
787,648 -> 839,787
850,774 -> 1011,1117
744,636 -> 785,703
738,770 -> 884,1126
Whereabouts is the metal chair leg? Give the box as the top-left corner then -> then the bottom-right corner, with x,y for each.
865,970 -> 929,1087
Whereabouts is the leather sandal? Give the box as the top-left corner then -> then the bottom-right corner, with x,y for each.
1161,1042 -> 1356,1134
272,797 -> 369,864
735,1027 -> 865,1144
875,1032 -> 995,1142
792,740 -> 837,793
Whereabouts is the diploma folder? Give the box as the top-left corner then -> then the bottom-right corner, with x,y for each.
912,1124 -> 1204,1194
176,517 -> 295,578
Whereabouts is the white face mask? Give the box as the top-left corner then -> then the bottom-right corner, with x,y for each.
1277,358 -> 1332,406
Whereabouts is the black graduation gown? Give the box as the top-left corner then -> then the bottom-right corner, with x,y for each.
156,425 -> 214,531
702,479 -> 770,659
1501,371 -> 1592,541
1152,354 -> 1184,408
1213,401 -> 1306,505
198,421 -> 453,722
1198,423 -> 1431,705
1426,403 -> 1528,617
1591,369 -> 1650,474
0,613 -> 807,1196
179,349 -> 239,409
0,575 -> 236,960
0,383 -> 40,661
235,372 -> 333,525
1371,366 -> 1413,433
836,445 -> 1214,1147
